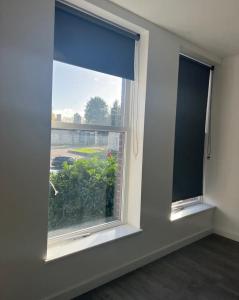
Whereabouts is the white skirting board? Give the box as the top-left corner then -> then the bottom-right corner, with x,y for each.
46,228 -> 213,300
214,228 -> 239,243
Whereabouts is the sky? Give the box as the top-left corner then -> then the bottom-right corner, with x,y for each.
52,61 -> 122,120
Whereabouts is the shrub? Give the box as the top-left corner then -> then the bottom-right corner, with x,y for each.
48,155 -> 117,231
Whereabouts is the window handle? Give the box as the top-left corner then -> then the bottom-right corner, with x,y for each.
73,232 -> 91,240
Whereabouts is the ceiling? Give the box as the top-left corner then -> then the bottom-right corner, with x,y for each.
109,0 -> 239,58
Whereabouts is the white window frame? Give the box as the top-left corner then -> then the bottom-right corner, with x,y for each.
171,197 -> 203,213
48,0 -> 149,245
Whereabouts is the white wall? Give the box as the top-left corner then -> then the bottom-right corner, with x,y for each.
206,54 -> 239,242
0,0 -> 219,299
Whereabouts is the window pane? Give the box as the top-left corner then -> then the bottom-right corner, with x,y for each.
49,61 -> 126,237
52,61 -> 123,127
48,129 -> 125,236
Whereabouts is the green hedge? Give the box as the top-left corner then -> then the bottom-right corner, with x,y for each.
48,155 -> 117,231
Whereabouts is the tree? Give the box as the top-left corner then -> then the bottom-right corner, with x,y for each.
84,97 -> 109,125
111,100 -> 121,126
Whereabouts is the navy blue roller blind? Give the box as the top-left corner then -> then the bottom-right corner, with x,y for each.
173,55 -> 211,202
54,1 -> 139,80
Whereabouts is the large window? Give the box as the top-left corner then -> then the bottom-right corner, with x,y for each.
49,63 -> 126,237
48,1 -> 146,241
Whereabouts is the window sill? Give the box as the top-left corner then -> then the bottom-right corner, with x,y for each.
170,203 -> 215,222
45,224 -> 142,262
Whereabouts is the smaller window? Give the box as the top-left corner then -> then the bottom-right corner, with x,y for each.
172,54 -> 213,209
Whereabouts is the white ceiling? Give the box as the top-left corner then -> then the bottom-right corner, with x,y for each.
109,0 -> 239,58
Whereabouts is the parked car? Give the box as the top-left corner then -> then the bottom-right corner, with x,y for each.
51,156 -> 74,169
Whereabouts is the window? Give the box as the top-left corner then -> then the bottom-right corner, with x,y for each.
172,54 -> 213,210
47,1 -> 148,243
49,64 -> 126,237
